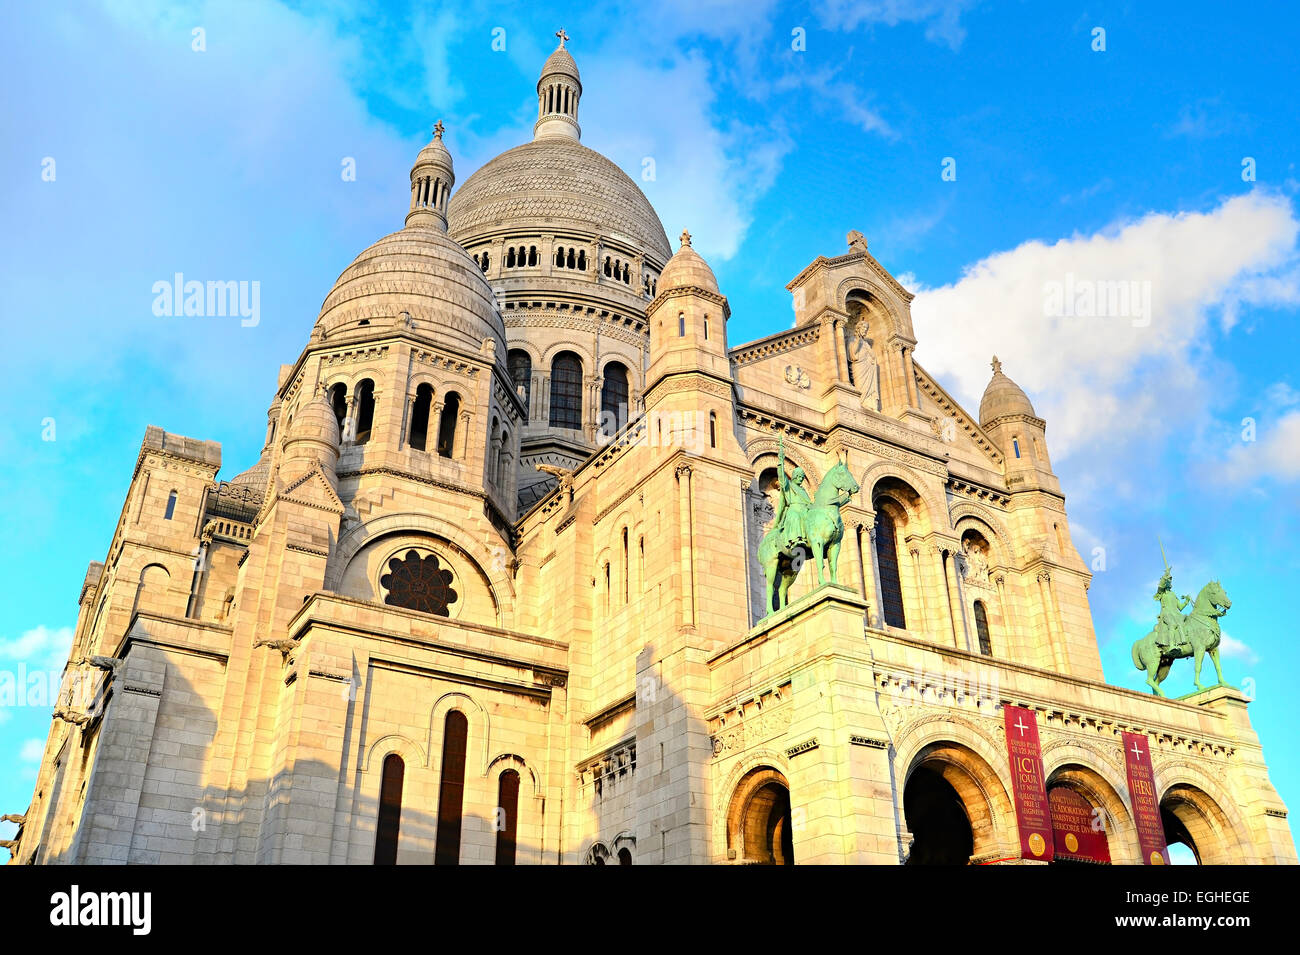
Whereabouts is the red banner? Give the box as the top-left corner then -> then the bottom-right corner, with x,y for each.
1002,705 -> 1054,861
1048,786 -> 1111,863
1122,731 -> 1169,865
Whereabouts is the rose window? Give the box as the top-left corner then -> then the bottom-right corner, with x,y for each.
381,550 -> 458,616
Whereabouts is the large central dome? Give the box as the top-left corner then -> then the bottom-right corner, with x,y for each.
447,138 -> 671,261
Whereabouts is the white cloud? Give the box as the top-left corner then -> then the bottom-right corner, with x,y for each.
1265,382 -> 1300,408
0,626 -> 74,670
816,0 -> 978,51
1218,632 -> 1259,665
910,191 -> 1300,462
19,738 -> 45,764
1216,410 -> 1300,484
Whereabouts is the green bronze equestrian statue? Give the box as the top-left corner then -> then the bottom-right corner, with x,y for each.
757,436 -> 860,615
1131,545 -> 1232,696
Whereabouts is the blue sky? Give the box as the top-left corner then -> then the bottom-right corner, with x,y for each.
2,0 -> 1298,850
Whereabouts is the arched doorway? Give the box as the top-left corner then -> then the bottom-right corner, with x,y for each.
1044,763 -> 1137,864
1162,806 -> 1200,865
904,766 -> 974,864
726,767 -> 794,865
900,740 -> 1014,864
1160,784 -> 1246,864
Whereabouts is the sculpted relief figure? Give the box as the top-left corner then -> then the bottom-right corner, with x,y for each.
961,539 -> 989,584
846,320 -> 880,411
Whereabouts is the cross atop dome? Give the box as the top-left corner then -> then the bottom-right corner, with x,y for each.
555,27 -> 569,48
680,229 -> 692,248
433,120 -> 445,139
991,355 -> 1002,375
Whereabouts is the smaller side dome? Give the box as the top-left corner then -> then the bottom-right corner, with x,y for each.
659,230 -> 720,295
287,389 -> 341,446
281,388 -> 341,481
979,355 -> 1037,425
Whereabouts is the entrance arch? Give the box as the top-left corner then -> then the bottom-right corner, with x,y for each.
1160,783 -> 1248,865
726,767 -> 794,865
900,739 -> 1016,864
904,765 -> 974,864
1045,763 -> 1138,865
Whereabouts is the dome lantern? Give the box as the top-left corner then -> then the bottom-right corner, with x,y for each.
405,120 -> 455,231
534,29 -> 582,141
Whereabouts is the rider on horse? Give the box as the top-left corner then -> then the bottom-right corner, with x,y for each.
772,440 -> 812,552
1153,567 -> 1191,652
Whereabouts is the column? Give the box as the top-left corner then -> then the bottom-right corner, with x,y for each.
341,394 -> 356,444
908,544 -> 931,637
399,394 -> 415,450
676,464 -> 696,630
947,551 -> 972,652
455,410 -> 471,460
1037,572 -> 1067,671
902,345 -> 920,408
860,522 -> 882,629
831,317 -> 847,383
933,546 -> 958,646
994,574 -> 1017,660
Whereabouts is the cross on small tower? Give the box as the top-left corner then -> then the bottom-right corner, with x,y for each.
991,355 -> 1002,375
433,120 -> 445,139
680,229 -> 692,248
556,28 -> 569,48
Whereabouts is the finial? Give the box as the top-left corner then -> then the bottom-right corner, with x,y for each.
556,27 -> 569,48
433,120 -> 445,140
680,229 -> 692,248
991,355 -> 1002,375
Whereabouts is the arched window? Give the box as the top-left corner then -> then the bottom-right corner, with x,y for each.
495,769 -> 520,865
974,600 -> 992,656
437,392 -> 460,458
373,753 -> 404,865
555,246 -> 565,267
874,510 -> 907,628
709,411 -> 717,448
601,361 -> 629,434
622,527 -> 630,603
164,490 -> 177,521
480,250 -> 490,272
618,847 -> 632,865
330,383 -> 347,434
549,351 -> 583,430
577,250 -> 586,270
435,710 -> 468,865
354,379 -> 375,444
604,256 -> 612,277
704,316 -> 710,340
678,312 -> 686,337
1012,436 -> 1022,458
409,384 -> 433,452
506,246 -> 517,268
528,246 -> 538,267
508,349 -> 532,416
567,248 -> 576,269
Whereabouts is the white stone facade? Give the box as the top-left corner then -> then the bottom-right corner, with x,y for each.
8,38 -> 1294,867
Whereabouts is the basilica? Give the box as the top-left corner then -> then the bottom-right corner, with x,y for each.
8,35 -> 1294,865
